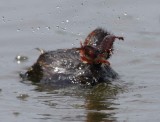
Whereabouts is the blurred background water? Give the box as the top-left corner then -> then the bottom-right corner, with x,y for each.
0,0 -> 160,121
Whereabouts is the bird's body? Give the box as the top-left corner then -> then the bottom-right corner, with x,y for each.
20,28 -> 123,87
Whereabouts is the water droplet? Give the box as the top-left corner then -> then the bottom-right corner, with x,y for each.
31,27 -> 35,32
54,67 -> 59,72
56,25 -> 59,28
69,76 -> 73,80
124,12 -> 127,16
46,26 -> 51,30
63,59 -> 67,65
79,72 -> 82,75
37,27 -> 40,30
78,67 -> 82,70
17,61 -> 20,64
56,6 -> 60,9
17,29 -> 20,32
86,82 -> 91,86
66,19 -> 69,23
2,16 -> 5,23
58,76 -> 61,80
62,27 -> 66,31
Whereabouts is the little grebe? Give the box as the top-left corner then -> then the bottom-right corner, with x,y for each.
20,28 -> 123,87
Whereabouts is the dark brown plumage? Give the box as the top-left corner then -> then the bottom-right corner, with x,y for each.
20,28 -> 123,87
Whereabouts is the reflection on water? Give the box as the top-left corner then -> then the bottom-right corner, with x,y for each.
33,82 -> 126,122
85,97 -> 116,121
85,83 -> 124,122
